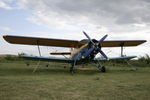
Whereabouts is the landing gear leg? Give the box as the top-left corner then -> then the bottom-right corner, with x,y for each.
97,61 -> 106,72
98,65 -> 106,72
70,66 -> 75,73
70,60 -> 77,73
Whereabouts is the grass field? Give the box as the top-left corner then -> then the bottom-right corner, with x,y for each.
0,60 -> 150,100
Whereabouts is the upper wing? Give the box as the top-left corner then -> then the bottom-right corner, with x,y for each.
79,39 -> 146,47
3,35 -> 79,48
3,35 -> 146,48
50,52 -> 71,55
101,40 -> 146,47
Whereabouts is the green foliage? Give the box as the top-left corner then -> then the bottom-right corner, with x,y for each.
138,54 -> 150,64
0,55 -> 24,62
18,52 -> 27,57
4,55 -> 17,61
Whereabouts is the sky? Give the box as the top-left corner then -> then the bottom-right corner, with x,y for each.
0,0 -> 149,58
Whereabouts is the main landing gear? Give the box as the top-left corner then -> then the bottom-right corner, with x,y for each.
97,61 -> 106,72
98,65 -> 106,72
70,61 -> 76,74
70,66 -> 75,73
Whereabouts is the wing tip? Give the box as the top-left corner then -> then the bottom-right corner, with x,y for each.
144,40 -> 147,42
3,35 -> 14,44
3,35 -> 7,38
3,35 -> 8,41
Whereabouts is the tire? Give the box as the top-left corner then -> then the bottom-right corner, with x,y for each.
70,66 -> 75,73
101,66 -> 106,72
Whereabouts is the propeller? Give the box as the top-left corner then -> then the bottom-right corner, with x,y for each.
83,31 -> 95,45
82,31 -> 108,59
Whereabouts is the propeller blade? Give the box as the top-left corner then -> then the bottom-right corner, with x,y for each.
98,34 -> 108,44
82,48 -> 94,59
83,31 -> 95,45
98,48 -> 108,59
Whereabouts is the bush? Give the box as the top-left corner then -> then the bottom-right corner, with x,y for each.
138,54 -> 150,64
4,55 -> 17,61
18,52 -> 27,57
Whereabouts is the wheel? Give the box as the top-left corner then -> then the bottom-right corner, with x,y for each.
46,64 -> 49,67
70,66 -> 75,73
26,63 -> 30,66
101,66 -> 106,72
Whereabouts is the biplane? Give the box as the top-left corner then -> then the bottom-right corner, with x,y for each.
3,31 -> 146,73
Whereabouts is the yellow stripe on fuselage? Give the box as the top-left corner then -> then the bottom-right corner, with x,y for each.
71,43 -> 88,58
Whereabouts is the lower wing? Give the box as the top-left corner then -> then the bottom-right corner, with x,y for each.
94,56 -> 136,61
21,55 -> 136,64
21,55 -> 73,63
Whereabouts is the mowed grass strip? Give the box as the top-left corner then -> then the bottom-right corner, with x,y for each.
0,61 -> 150,100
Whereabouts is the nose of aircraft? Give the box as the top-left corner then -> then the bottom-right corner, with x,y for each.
82,31 -> 108,59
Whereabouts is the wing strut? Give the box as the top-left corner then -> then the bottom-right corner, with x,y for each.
121,46 -> 123,57
120,43 -> 124,57
33,40 -> 42,73
37,40 -> 42,56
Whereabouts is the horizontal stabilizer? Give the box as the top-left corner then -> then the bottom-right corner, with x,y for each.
50,52 -> 71,55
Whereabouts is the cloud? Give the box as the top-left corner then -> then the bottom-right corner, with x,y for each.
14,0 -> 150,34
0,1 -> 12,10
0,26 -> 14,32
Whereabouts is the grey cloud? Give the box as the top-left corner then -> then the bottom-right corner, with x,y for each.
16,0 -> 150,33
28,0 -> 150,25
55,0 -> 150,25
